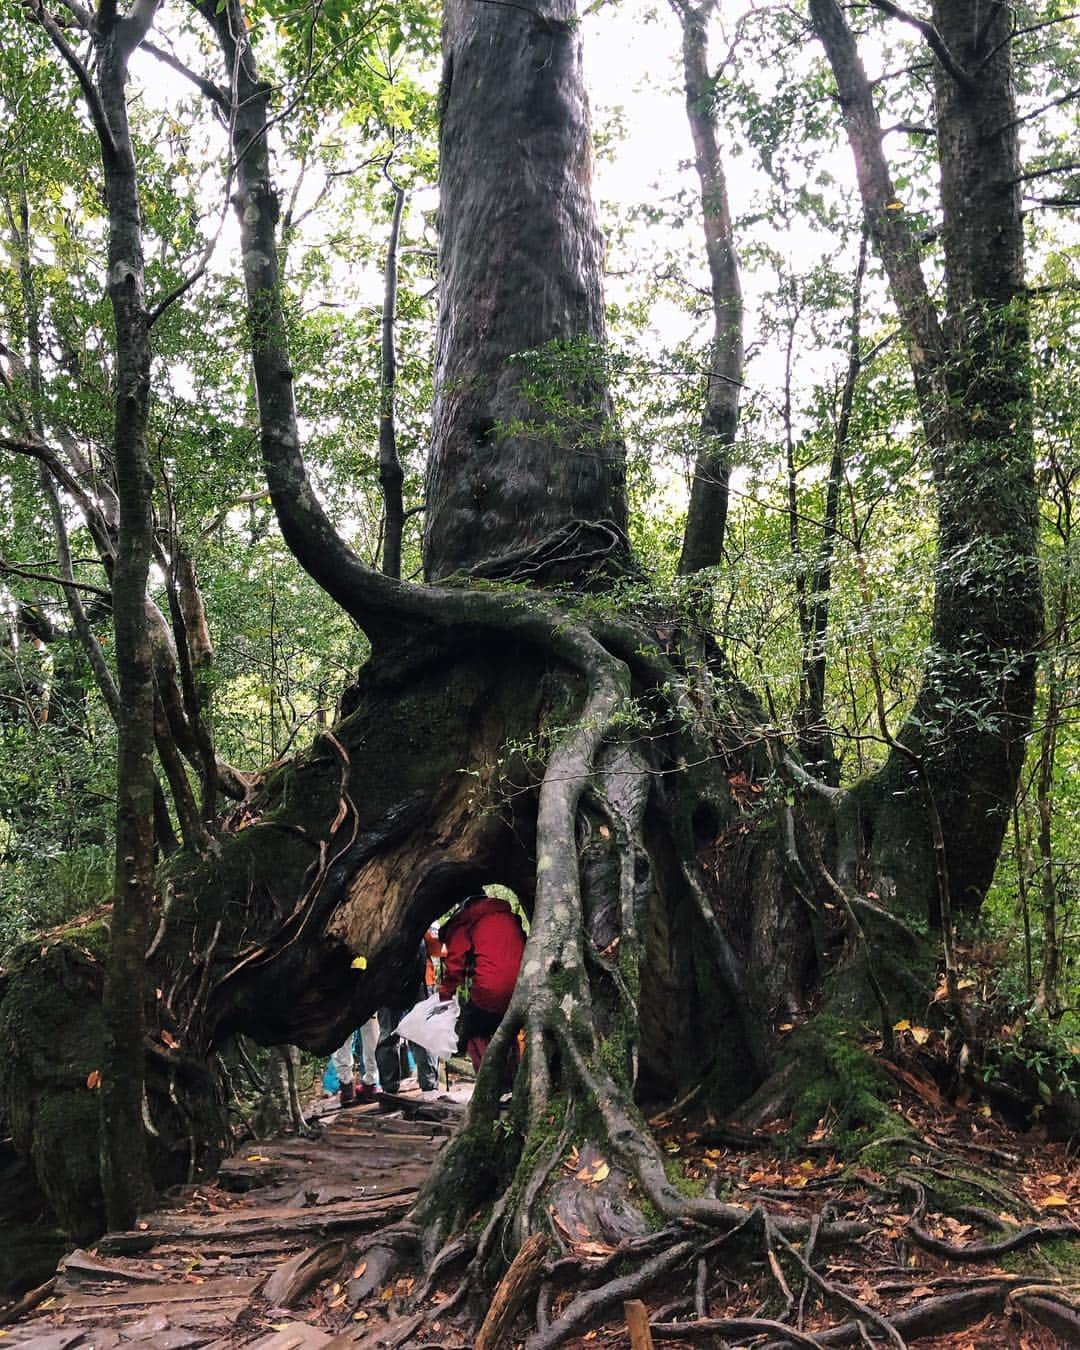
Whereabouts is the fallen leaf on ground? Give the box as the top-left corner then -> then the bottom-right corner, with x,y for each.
576,1160 -> 610,1184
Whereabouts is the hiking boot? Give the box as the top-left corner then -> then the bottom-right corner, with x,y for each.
339,1080 -> 357,1107
356,1082 -> 382,1104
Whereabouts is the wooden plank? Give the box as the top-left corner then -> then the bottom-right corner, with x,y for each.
220,1153 -> 434,1189
115,1318 -> 214,1349
100,1194 -> 415,1253
625,1299 -> 656,1350
59,1248 -> 153,1285
246,1323 -> 334,1349
327,1117 -> 451,1138
99,1231 -> 308,1258
3,1332 -> 88,1350
60,1275 -> 260,1313
226,1139 -> 441,1163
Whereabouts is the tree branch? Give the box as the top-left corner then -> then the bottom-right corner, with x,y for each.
147,133 -> 236,326
29,2 -> 119,162
55,0 -> 93,27
1008,160 -> 1080,186
972,0 -> 1007,54
0,557 -> 111,600
0,433 -> 114,534
809,0 -> 947,431
990,86 -> 1080,138
40,470 -> 122,723
141,38 -> 228,108
977,12 -> 1080,71
867,0 -> 974,89
864,0 -> 972,87
116,0 -> 161,57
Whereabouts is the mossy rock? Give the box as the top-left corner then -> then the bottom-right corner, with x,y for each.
0,923 -> 209,1242
0,1144 -> 72,1295
0,1222 -> 70,1296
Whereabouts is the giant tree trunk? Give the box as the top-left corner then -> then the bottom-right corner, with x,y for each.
424,0 -> 629,582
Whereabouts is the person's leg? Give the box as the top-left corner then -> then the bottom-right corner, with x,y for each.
331,1034 -> 356,1106
466,1036 -> 489,1073
358,1017 -> 380,1086
459,1002 -> 505,1074
412,1041 -> 438,1092
375,1007 -> 402,1092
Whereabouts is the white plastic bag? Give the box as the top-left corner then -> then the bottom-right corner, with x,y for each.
397,993 -> 459,1060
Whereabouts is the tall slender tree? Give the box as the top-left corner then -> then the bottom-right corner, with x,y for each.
669,0 -> 744,578
810,0 -> 1041,922
30,0 -> 164,1229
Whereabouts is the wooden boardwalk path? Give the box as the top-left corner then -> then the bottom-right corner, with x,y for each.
1,1094 -> 464,1350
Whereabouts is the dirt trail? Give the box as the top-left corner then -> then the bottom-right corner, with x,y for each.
0,1092 -> 462,1350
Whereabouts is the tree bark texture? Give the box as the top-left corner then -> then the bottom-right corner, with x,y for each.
424,0 -> 629,582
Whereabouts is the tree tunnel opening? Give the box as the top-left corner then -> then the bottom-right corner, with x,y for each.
297,827 -> 537,1062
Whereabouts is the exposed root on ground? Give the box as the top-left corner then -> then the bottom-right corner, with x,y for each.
343,921 -> 1079,1349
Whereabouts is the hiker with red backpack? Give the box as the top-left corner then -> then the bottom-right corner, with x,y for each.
438,893 -> 526,1071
